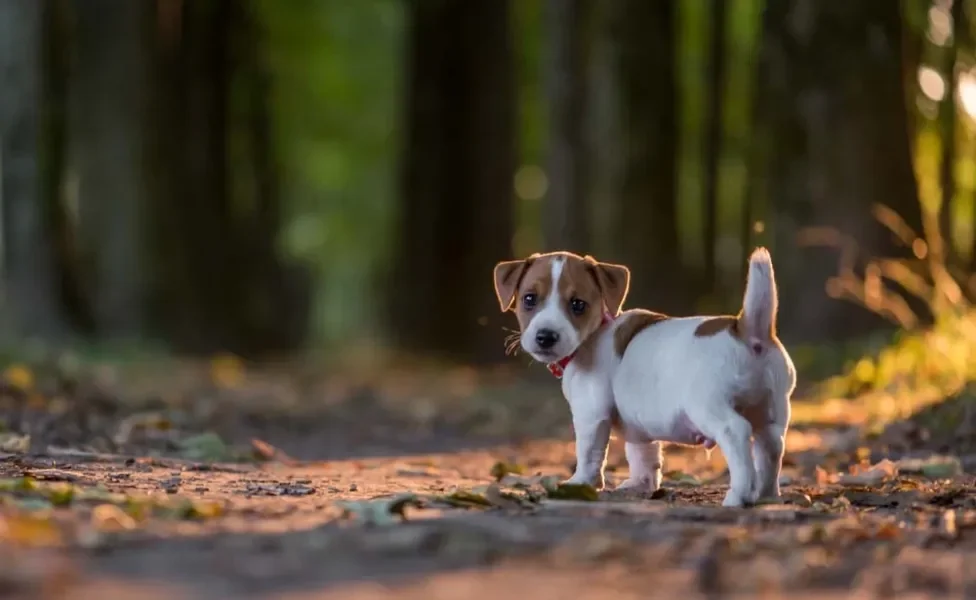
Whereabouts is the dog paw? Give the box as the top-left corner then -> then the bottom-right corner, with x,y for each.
615,478 -> 648,491
616,474 -> 661,492
562,473 -> 604,491
721,488 -> 756,508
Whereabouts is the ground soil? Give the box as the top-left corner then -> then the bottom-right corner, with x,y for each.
0,361 -> 974,599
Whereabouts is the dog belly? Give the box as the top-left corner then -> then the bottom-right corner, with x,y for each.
618,413 -> 715,448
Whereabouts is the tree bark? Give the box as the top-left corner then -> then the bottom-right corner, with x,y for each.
607,0 -> 682,312
702,0 -> 728,295
389,0 -> 516,365
69,0 -> 153,340
939,0 -> 963,261
0,0 -> 66,340
543,0 -> 591,252
757,0 -> 925,343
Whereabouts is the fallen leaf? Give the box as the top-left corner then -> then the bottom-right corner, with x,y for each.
489,461 -> 524,482
838,459 -> 897,486
815,466 -> 836,486
873,521 -> 902,540
796,522 -> 828,544
781,492 -> 813,508
440,490 -> 494,508
666,471 -> 702,486
47,484 -> 74,507
15,498 -> 53,514
898,455 -> 963,479
0,432 -> 29,454
337,494 -> 419,525
0,514 -> 62,546
91,504 -> 137,532
2,364 -> 34,392
498,473 -> 542,489
941,510 -> 959,540
541,479 -> 599,502
0,477 -> 36,493
251,439 -> 296,464
483,483 -> 524,509
177,432 -> 231,462
158,498 -> 224,521
210,353 -> 245,389
113,412 -> 173,446
74,487 -> 126,505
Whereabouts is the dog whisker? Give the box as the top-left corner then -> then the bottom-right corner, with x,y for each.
503,328 -> 522,357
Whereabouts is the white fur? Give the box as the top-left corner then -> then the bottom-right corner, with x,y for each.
559,248 -> 797,507
521,257 -> 582,361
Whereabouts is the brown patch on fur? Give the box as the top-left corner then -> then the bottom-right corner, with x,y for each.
582,256 -> 630,316
693,315 -> 743,340
493,254 -> 539,311
511,256 -> 555,330
493,250 -> 636,371
613,310 -> 671,356
553,255 -> 618,371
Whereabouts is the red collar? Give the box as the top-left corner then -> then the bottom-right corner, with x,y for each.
546,311 -> 616,378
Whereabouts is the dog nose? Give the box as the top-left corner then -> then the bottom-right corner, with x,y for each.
535,329 -> 559,349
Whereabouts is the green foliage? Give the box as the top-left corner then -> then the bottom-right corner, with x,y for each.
256,0 -> 404,344
807,206 -> 976,426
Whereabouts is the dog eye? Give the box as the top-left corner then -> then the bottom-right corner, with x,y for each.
522,293 -> 537,309
569,298 -> 587,315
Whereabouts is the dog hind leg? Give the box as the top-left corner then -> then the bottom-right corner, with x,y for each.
617,441 -> 663,491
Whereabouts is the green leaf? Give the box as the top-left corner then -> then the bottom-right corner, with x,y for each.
0,432 -> 30,453
898,455 -> 963,479
543,481 -> 599,502
489,461 -> 524,482
0,476 -> 38,492
47,484 -> 74,507
177,432 -> 231,462
16,498 -> 53,513
664,471 -> 702,486
440,490 -> 494,508
337,493 -> 419,526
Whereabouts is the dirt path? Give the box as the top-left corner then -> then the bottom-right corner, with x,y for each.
0,364 -> 974,598
0,432 -> 973,600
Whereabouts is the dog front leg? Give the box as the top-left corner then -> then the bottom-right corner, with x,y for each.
564,415 -> 612,490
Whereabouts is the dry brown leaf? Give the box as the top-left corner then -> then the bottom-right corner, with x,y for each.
91,504 -> 137,532
0,432 -> 30,454
0,514 -> 62,547
2,364 -> 34,392
814,465 -> 837,486
838,459 -> 898,486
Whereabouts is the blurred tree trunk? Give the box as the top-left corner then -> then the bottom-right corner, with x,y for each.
389,0 -> 516,365
42,0 -> 91,334
702,0 -> 727,296
233,1 -> 312,353
544,0 -> 591,251
0,0 -> 66,340
607,0 -> 682,312
147,0 -> 308,356
147,0 -> 234,353
69,0 -> 152,340
939,0 -> 963,262
757,0 -> 925,343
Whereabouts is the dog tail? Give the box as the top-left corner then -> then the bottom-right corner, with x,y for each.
740,247 -> 778,342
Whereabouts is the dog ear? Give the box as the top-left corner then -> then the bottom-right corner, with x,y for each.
493,258 -> 532,312
585,256 -> 630,316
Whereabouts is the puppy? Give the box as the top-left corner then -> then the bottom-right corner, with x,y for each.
492,248 -> 796,507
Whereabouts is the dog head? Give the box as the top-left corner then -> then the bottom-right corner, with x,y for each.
493,251 -> 630,364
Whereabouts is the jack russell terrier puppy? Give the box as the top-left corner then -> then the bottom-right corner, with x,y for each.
492,247 -> 796,507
